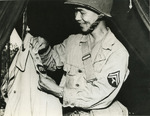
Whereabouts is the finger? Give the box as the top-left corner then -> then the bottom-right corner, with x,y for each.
38,43 -> 47,51
32,37 -> 42,49
36,37 -> 47,50
30,37 -> 34,46
34,39 -> 40,50
32,37 -> 39,47
30,37 -> 37,47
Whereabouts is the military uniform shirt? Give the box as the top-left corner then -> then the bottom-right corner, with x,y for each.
40,28 -> 129,109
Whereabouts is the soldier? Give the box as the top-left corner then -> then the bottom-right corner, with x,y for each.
30,0 -> 129,115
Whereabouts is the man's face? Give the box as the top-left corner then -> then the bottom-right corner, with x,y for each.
74,7 -> 99,32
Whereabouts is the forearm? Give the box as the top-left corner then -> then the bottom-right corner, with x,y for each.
39,43 -> 66,71
38,75 -> 63,98
39,46 -> 56,70
62,82 -> 114,109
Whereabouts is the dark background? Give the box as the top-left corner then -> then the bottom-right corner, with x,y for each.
1,0 -> 150,115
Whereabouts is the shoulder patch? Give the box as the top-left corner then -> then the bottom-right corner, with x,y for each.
107,71 -> 120,87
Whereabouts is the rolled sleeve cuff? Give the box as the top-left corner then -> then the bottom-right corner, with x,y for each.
62,88 -> 90,108
63,88 -> 79,108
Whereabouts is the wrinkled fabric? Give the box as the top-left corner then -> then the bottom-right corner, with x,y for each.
1,33 -> 62,116
64,101 -> 128,116
40,28 -> 129,115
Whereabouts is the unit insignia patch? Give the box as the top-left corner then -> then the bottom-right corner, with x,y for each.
107,71 -> 120,87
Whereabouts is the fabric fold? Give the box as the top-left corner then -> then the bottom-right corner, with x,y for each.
1,33 -> 62,116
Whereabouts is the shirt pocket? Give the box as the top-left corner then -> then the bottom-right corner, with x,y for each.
93,49 -> 112,73
93,55 -> 106,73
64,64 -> 87,89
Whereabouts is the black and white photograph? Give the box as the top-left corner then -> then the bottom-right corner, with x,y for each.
0,0 -> 149,116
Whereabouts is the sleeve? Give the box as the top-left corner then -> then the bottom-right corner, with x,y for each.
40,39 -> 67,71
63,48 -> 129,109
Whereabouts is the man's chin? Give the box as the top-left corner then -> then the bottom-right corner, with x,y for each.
81,29 -> 90,34
81,27 -> 88,32
80,27 -> 92,34
79,26 -> 91,33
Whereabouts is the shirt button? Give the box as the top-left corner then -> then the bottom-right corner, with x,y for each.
78,69 -> 82,73
71,103 -> 75,106
65,101 -> 69,105
76,84 -> 80,87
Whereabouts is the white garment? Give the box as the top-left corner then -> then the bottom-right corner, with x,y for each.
1,33 -> 62,116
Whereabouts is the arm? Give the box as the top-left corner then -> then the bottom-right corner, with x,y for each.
63,48 -> 129,109
38,74 -> 64,98
30,36 -> 66,97
39,40 -> 67,71
30,36 -> 67,71
37,41 -> 67,97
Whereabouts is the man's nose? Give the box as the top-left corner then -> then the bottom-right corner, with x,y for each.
75,12 -> 82,21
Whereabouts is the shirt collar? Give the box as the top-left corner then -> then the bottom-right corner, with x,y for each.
101,28 -> 116,51
79,28 -> 116,50
80,35 -> 88,43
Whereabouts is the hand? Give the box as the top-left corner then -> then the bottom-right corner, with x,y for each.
30,36 -> 49,53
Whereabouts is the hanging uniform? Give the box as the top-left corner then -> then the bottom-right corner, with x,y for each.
1,33 -> 62,116
40,28 -> 129,116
